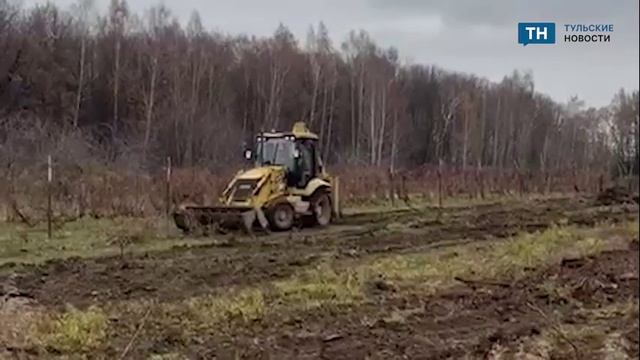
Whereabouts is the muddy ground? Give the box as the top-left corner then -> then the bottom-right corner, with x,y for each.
187,239 -> 639,360
2,195 -> 636,310
0,194 -> 638,359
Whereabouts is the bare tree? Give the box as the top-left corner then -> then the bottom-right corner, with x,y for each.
109,0 -> 128,133
70,0 -> 95,129
0,0 -> 630,185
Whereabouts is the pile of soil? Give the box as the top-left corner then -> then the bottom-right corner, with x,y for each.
596,186 -> 639,205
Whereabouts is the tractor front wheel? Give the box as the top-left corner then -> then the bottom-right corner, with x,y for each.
268,202 -> 295,231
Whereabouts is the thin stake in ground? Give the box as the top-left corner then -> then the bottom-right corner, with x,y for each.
47,155 -> 52,240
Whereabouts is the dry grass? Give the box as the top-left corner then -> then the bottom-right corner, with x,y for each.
147,353 -> 189,360
0,310 -> 44,351
2,163 -> 606,224
0,305 -> 108,355
501,300 -> 639,360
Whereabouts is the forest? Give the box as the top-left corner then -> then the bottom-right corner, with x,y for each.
0,0 -> 638,216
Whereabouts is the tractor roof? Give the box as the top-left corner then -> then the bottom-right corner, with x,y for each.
259,121 -> 319,140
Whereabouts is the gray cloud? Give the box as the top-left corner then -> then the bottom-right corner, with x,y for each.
364,0 -> 638,106
367,0 -> 516,26
367,0 -> 634,26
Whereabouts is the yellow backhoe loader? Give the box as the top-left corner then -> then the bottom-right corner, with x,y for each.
173,122 -> 337,234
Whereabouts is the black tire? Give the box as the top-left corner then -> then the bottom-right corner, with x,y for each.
309,190 -> 332,227
173,211 -> 193,234
267,202 -> 295,231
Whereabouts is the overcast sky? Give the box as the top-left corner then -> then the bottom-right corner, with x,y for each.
24,0 -> 640,107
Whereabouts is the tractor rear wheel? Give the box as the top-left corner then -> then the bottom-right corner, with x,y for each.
268,202 -> 295,231
309,190 -> 332,227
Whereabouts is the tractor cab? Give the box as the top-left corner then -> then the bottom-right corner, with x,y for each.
246,122 -> 323,189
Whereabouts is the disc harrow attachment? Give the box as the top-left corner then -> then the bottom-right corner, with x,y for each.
173,204 -> 269,236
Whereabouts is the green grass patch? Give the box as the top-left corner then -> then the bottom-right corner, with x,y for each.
273,263 -> 364,310
187,287 -> 266,326
34,305 -> 108,353
626,219 -> 639,238
362,225 -> 608,292
0,217 -> 214,268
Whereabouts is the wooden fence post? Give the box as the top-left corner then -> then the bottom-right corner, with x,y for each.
332,176 -> 341,220
47,155 -> 52,240
388,169 -> 395,207
165,156 -> 172,217
437,159 -> 443,208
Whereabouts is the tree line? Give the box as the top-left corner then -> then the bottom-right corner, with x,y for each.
0,0 -> 638,178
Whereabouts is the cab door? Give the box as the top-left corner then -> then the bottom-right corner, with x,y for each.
295,139 -> 316,188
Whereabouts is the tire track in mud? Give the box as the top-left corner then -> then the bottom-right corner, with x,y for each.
1,196 -> 637,309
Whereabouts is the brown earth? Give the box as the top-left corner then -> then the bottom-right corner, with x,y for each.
596,185 -> 640,206
163,240 -> 640,360
1,195 -> 637,310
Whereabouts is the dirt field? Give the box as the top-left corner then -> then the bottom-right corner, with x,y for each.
188,241 -> 639,360
0,193 -> 638,359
